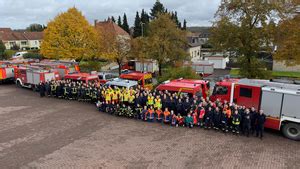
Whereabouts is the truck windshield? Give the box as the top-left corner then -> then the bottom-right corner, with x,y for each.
213,85 -> 228,95
145,78 -> 152,85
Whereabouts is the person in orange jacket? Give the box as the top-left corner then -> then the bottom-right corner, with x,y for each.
177,113 -> 184,127
147,106 -> 155,122
163,108 -> 171,124
198,107 -> 206,128
193,111 -> 198,126
171,110 -> 177,126
156,108 -> 163,123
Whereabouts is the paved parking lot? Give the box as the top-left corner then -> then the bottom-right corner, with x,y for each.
0,85 -> 299,168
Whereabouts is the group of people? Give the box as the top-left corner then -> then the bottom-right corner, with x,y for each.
38,80 -> 267,139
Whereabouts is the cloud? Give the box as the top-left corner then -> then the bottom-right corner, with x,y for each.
0,0 -> 221,29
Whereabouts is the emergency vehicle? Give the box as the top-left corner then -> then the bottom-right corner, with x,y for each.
210,78 -> 300,140
120,72 -> 153,90
0,63 -> 14,83
170,79 -> 210,98
122,60 -> 159,74
14,66 -> 60,89
64,73 -> 99,84
32,60 -> 80,78
105,78 -> 138,89
156,79 -> 209,98
98,72 -> 118,84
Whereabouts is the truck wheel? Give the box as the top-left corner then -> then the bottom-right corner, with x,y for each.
16,81 -> 22,88
282,123 -> 300,141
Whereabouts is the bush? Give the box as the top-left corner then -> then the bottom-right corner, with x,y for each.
238,56 -> 271,79
23,52 -> 43,60
1,50 -> 15,60
79,61 -> 103,73
157,66 -> 200,84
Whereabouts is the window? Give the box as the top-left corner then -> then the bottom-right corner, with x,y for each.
98,75 -> 104,80
21,41 -> 27,45
239,87 -> 252,98
145,78 -> 153,85
35,41 -> 38,45
213,85 -> 228,95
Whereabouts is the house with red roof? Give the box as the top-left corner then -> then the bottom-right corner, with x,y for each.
0,28 -> 43,50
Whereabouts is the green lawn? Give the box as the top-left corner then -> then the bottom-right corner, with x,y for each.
230,69 -> 300,79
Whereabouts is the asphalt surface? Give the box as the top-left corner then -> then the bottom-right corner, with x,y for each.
0,84 -> 299,169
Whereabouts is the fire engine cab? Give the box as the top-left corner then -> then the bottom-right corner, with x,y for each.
14,66 -> 60,89
210,78 -> 300,140
156,79 -> 210,98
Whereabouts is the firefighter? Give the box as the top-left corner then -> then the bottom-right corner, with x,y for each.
198,107 -> 205,128
171,111 -> 177,126
63,84 -> 69,99
204,107 -> 213,129
112,91 -> 118,103
71,85 -> 77,100
155,108 -> 163,123
141,106 -> 148,121
146,106 -> 155,122
39,82 -> 45,97
250,107 -> 257,135
147,93 -> 154,107
50,82 -> 57,97
128,94 -> 135,107
256,110 -> 266,139
123,89 -> 129,105
243,109 -> 251,137
163,108 -> 171,124
232,110 -> 241,134
177,114 -> 184,127
213,107 -> 221,130
56,83 -> 63,98
45,81 -> 51,97
134,104 -> 143,120
105,89 -> 111,103
220,110 -> 229,133
154,96 -> 162,110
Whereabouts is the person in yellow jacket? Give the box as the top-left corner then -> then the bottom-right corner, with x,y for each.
147,94 -> 154,107
112,91 -> 119,103
123,90 -> 130,105
105,90 -> 111,103
154,96 -> 162,110
128,94 -> 135,106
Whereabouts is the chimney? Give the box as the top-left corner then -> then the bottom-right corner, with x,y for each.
94,19 -> 98,26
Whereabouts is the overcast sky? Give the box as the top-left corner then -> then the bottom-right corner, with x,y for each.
0,0 -> 221,29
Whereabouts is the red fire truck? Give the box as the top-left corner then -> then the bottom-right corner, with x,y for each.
156,79 -> 210,98
14,66 -> 60,89
210,78 -> 300,140
32,60 -> 80,78
0,65 -> 14,83
64,73 -> 99,84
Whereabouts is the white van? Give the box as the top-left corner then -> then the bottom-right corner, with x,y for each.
12,51 -> 28,59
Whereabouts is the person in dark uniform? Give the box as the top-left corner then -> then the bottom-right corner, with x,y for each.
256,110 -> 266,139
243,109 -> 251,137
213,107 -> 221,130
39,82 -> 45,97
250,107 -> 257,135
45,81 -> 51,97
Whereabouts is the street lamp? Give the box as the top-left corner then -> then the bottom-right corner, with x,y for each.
140,22 -> 145,37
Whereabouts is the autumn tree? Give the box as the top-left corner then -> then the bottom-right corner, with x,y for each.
274,12 -> 300,65
210,1 -> 296,78
41,7 -> 101,61
139,14 -> 188,76
98,25 -> 131,75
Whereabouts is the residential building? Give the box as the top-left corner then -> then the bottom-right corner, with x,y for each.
94,19 -> 130,40
187,33 -> 203,62
0,28 -> 43,50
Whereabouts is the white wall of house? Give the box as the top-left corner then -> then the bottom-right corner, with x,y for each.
189,46 -> 202,62
3,40 -> 41,50
204,57 -> 229,69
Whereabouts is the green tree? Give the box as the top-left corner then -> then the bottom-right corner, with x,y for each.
117,16 -> 122,28
143,14 -> 188,76
122,13 -> 130,34
182,19 -> 187,30
133,12 -> 142,38
26,23 -> 45,32
0,40 -> 6,60
210,1 -> 296,78
150,0 -> 166,19
111,16 -> 116,23
41,7 -> 101,61
141,9 -> 150,36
